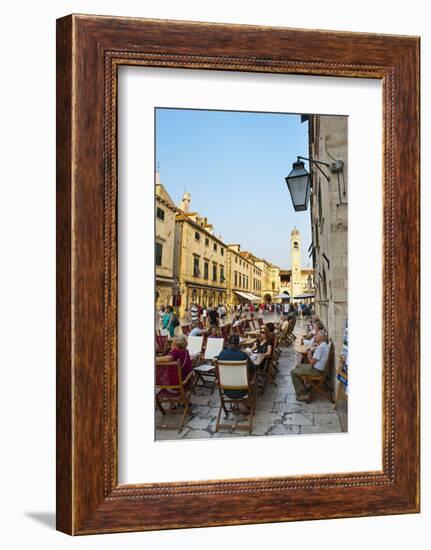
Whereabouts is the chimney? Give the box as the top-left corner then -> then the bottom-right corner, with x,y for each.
180,192 -> 191,213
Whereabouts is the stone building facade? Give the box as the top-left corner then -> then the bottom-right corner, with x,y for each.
173,193 -> 228,318
255,260 -> 280,303
226,245 -> 257,305
308,115 -> 348,358
155,181 -> 177,307
235,252 -> 282,303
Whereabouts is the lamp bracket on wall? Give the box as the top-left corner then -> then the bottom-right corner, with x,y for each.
297,156 -> 344,181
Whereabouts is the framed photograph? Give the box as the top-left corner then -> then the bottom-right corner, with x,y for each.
56,14 -> 420,534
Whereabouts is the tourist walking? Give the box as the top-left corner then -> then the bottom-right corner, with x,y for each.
207,305 -> 219,327
190,302 -> 199,324
161,305 -> 175,337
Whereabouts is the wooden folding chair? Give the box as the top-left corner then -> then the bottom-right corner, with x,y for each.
243,319 -> 251,330
193,337 -> 225,392
155,334 -> 168,355
187,336 -> 204,363
271,335 -> 280,371
155,360 -> 194,433
215,360 -> 256,434
256,337 -> 278,391
277,322 -> 292,347
220,325 -> 230,344
257,318 -> 264,327
299,340 -> 335,403
237,323 -> 245,335
280,318 -> 296,345
287,318 -> 297,343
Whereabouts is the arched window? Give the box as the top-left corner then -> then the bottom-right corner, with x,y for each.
192,289 -> 197,303
293,241 -> 298,250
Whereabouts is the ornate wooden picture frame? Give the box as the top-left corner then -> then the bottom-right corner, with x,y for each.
56,14 -> 420,534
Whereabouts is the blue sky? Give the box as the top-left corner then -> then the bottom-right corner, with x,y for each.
155,108 -> 312,269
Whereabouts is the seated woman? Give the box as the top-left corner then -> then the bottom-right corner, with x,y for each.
253,325 -> 273,368
156,334 -> 193,383
207,326 -> 221,338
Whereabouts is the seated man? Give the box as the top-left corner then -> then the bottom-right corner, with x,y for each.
291,331 -> 330,402
279,313 -> 290,333
303,320 -> 325,347
189,321 -> 204,337
217,334 -> 255,399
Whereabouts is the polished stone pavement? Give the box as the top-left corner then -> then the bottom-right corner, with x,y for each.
155,319 -> 347,441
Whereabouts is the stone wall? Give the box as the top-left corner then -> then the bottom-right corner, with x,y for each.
309,115 -> 348,364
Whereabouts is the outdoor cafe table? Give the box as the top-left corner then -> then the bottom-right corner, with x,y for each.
247,352 -> 266,366
239,337 -> 256,348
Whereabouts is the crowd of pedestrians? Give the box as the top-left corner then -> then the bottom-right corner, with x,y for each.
156,299 -> 314,336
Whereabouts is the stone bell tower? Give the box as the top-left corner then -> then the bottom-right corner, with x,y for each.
179,191 -> 191,213
290,227 -> 301,298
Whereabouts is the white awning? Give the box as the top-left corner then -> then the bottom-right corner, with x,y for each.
245,292 -> 262,302
234,291 -> 251,300
234,291 -> 262,302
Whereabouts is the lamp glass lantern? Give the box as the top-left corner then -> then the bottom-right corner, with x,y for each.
285,160 -> 311,211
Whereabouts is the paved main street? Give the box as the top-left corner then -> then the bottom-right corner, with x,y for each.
155,319 -> 347,440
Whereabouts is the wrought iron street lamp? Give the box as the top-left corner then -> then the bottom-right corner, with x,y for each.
285,159 -> 311,212
285,155 -> 333,212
